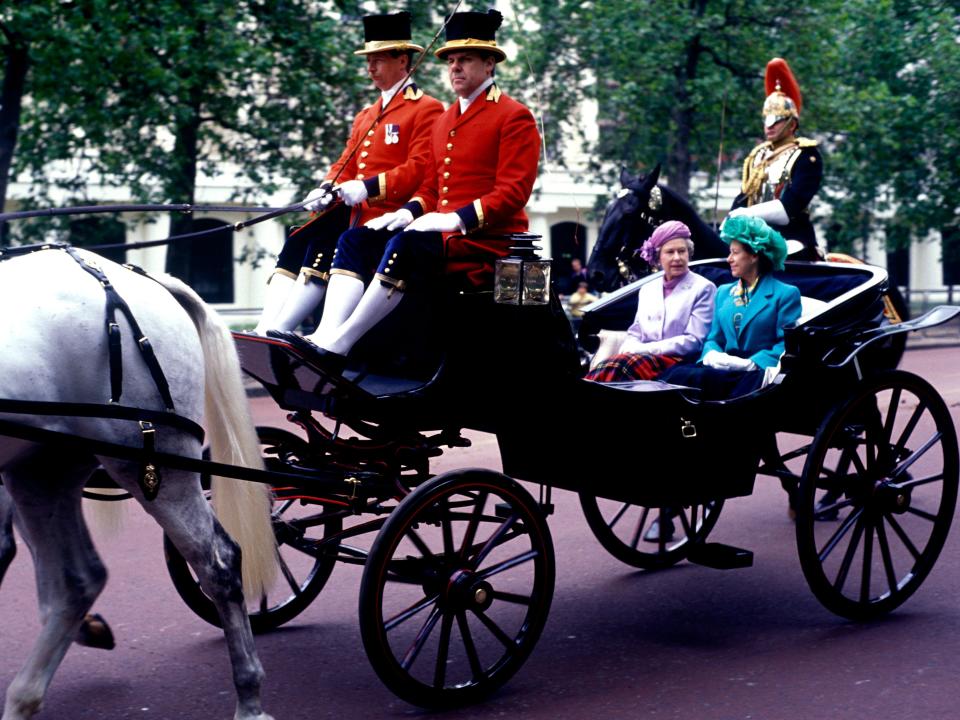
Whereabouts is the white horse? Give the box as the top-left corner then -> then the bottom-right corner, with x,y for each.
0,246 -> 276,720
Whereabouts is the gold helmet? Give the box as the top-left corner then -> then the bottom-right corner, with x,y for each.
762,58 -> 802,128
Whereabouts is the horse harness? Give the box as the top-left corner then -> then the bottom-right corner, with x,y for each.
0,243 -> 205,500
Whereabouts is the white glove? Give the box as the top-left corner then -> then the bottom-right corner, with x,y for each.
365,209 -> 414,232
337,179 -> 368,207
406,212 -> 464,234
302,185 -> 335,212
727,200 -> 789,226
703,350 -> 757,371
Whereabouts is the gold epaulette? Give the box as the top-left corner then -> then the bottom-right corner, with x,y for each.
796,137 -> 818,148
486,84 -> 502,103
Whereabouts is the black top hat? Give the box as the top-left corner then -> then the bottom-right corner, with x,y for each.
355,11 -> 425,55
435,9 -> 506,62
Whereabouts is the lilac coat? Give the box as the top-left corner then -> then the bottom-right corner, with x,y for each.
619,271 -> 716,359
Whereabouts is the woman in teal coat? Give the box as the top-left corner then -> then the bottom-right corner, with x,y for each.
660,215 -> 801,399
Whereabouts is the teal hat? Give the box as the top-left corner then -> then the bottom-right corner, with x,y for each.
721,215 -> 788,271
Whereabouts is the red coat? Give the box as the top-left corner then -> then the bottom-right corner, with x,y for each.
325,85 -> 443,226
408,84 -> 541,286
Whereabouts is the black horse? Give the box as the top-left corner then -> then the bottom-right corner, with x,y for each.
587,165 -> 729,293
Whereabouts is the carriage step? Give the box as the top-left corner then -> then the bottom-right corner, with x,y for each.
687,542 -> 753,570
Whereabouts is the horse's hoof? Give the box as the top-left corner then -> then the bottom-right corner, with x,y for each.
76,612 -> 115,650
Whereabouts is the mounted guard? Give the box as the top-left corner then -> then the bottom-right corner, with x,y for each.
728,58 -> 823,261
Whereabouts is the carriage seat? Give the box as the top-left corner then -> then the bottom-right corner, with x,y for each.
586,294 -> 829,370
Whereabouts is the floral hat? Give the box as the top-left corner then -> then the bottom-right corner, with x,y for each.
721,215 -> 788,271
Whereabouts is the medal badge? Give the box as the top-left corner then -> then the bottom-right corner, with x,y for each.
384,124 -> 400,145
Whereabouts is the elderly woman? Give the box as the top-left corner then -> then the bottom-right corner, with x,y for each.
660,215 -> 801,399
586,220 -> 716,382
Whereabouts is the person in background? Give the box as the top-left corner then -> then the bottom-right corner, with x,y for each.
727,57 -> 823,261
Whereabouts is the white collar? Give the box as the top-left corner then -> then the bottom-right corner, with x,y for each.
381,78 -> 412,108
458,77 -> 495,114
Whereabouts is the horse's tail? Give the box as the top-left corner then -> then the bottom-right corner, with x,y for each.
153,275 -> 277,601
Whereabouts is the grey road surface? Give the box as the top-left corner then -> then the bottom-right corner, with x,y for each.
1,345 -> 958,720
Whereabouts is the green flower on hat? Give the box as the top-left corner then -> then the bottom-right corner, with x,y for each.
721,215 -> 788,271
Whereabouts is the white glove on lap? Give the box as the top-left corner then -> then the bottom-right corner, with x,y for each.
303,185 -> 334,212
337,180 -> 368,207
365,209 -> 414,232
406,212 -> 464,234
703,350 -> 756,371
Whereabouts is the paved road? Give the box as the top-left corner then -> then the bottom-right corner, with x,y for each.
1,345 -> 959,720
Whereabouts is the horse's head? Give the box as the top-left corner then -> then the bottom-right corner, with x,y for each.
588,165 -> 664,292
587,164 -> 728,292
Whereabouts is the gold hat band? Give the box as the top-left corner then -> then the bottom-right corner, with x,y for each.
354,39 -> 425,55
435,38 -> 506,61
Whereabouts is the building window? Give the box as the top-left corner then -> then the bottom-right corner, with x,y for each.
69,217 -> 127,265
165,218 -> 234,303
886,246 -> 910,289
941,226 -> 960,286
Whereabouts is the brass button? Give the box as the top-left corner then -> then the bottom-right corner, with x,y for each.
368,130 -> 375,136
449,130 -> 456,137
442,186 -> 448,193
446,143 -> 454,150
392,252 -> 398,258
384,267 -> 391,273
443,157 -> 451,165
387,259 -> 394,265
358,162 -> 366,169
357,173 -> 365,179
443,171 -> 450,179
363,140 -> 371,147
441,199 -> 449,207
360,151 -> 368,158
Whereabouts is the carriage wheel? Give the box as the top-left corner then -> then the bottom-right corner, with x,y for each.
359,469 -> 554,708
164,427 -> 342,633
579,494 -> 723,570
796,371 -> 958,620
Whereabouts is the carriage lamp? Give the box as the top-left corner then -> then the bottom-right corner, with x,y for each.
494,234 -> 552,306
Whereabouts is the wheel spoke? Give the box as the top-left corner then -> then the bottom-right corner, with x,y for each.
677,507 -> 693,537
884,512 -> 921,561
815,496 -> 855,520
459,490 -> 489,560
400,603 -> 443,671
472,513 -> 520,568
849,447 -> 869,479
456,609 -> 484,679
405,527 -> 436,561
881,387 -> 903,447
384,592 -> 439,632
489,589 -> 532,606
833,514 -> 866,593
875,517 -> 899,596
891,432 -> 942,480
607,502 -> 631,531
892,472 -> 945,491
904,506 -> 938,522
892,400 -> 927,461
432,610 -> 454,689
476,549 -> 539,580
818,506 -> 864,563
276,550 -> 303,597
472,607 -> 515,649
860,521 -> 874,603
440,497 -> 455,558
629,506 -> 650,550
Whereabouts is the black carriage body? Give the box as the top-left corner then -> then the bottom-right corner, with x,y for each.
234,257 -> 937,511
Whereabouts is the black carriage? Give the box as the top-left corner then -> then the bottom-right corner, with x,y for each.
158,250 -> 959,708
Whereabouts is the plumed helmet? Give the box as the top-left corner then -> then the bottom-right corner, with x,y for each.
761,58 -> 802,128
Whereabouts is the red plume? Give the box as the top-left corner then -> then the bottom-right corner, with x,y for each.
764,58 -> 802,116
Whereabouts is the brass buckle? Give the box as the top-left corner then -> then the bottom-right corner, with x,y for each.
681,418 -> 697,439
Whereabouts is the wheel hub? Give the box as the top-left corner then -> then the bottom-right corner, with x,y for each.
445,569 -> 494,611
